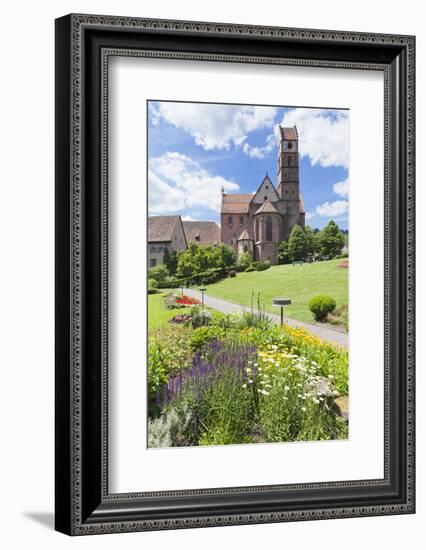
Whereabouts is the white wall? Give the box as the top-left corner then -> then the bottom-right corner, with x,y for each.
0,0 -> 423,548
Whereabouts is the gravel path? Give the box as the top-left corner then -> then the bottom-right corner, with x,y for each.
184,288 -> 348,349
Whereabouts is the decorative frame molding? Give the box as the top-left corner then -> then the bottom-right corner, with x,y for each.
55,14 -> 415,535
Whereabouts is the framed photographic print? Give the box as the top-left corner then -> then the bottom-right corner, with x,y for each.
55,14 -> 415,535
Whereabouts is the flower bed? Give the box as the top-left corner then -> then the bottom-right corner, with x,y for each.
175,295 -> 201,306
148,310 -> 349,448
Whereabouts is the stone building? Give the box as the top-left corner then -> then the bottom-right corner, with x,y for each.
220,125 -> 305,264
182,221 -> 221,246
148,216 -> 221,266
147,215 -> 187,267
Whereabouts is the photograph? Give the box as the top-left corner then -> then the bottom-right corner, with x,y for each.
147,101 -> 350,448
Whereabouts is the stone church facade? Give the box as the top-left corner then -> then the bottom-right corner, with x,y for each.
221,126 -> 305,265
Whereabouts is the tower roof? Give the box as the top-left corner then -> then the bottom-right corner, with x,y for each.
254,200 -> 280,215
237,228 -> 251,241
279,126 -> 298,140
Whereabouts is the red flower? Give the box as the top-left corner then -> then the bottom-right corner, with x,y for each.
176,295 -> 200,306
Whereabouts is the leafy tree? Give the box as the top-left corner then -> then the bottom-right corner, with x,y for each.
316,220 -> 345,258
147,263 -> 169,282
288,225 -> 309,261
176,243 -> 236,278
237,251 -> 252,271
277,240 -> 291,264
215,243 -> 237,269
163,248 -> 179,275
304,225 -> 318,255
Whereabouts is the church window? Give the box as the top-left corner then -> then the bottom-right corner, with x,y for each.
288,156 -> 292,167
266,216 -> 273,241
240,216 -> 244,226
264,196 -> 267,200
195,235 -> 200,242
265,185 -> 269,190
228,216 -> 233,226
288,142 -> 293,149
255,218 -> 259,239
244,245 -> 248,253
150,258 -> 157,267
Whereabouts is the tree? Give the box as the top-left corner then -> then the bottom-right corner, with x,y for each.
176,242 -> 236,278
237,250 -> 252,270
304,225 -> 317,255
163,248 -> 178,275
277,240 -> 291,264
316,220 -> 345,258
216,242 -> 237,269
288,225 -> 309,261
147,263 -> 169,282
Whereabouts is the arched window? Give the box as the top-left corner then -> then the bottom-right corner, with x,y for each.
255,218 -> 259,240
266,216 -> 273,241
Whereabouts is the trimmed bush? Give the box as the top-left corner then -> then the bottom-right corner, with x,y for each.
228,270 -> 237,278
309,295 -> 337,322
245,266 -> 255,272
254,260 -> 271,272
148,279 -> 159,294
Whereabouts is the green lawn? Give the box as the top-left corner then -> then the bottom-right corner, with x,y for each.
205,258 -> 348,324
148,292 -> 189,331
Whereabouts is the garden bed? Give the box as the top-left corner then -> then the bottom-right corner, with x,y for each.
148,305 -> 349,448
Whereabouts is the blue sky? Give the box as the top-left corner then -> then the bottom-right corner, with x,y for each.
147,101 -> 349,230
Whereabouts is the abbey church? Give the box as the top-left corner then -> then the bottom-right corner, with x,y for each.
220,126 -> 305,265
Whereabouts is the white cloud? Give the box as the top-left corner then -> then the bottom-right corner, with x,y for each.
148,152 -> 239,214
305,212 -> 316,220
333,178 -> 349,198
148,170 -> 186,213
149,102 -> 277,151
181,215 -> 196,221
242,133 -> 276,159
278,108 -> 349,168
316,200 -> 348,218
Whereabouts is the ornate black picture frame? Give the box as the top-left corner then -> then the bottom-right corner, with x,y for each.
55,13 -> 415,535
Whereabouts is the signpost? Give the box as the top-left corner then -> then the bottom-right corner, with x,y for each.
199,288 -> 207,309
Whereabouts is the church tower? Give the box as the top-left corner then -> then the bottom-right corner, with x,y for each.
277,126 -> 300,202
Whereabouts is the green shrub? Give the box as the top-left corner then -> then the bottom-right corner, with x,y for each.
308,295 -> 337,322
191,308 -> 212,328
147,326 -> 192,413
237,251 -> 252,271
253,260 -> 271,271
148,403 -> 197,447
190,325 -> 225,351
245,266 -> 255,272
147,279 -> 158,294
148,264 -> 169,282
228,269 -> 237,278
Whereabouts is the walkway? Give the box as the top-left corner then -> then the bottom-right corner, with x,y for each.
184,288 -> 348,349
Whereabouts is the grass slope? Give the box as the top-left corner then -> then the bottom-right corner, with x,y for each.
148,292 -> 189,331
205,258 -> 348,323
